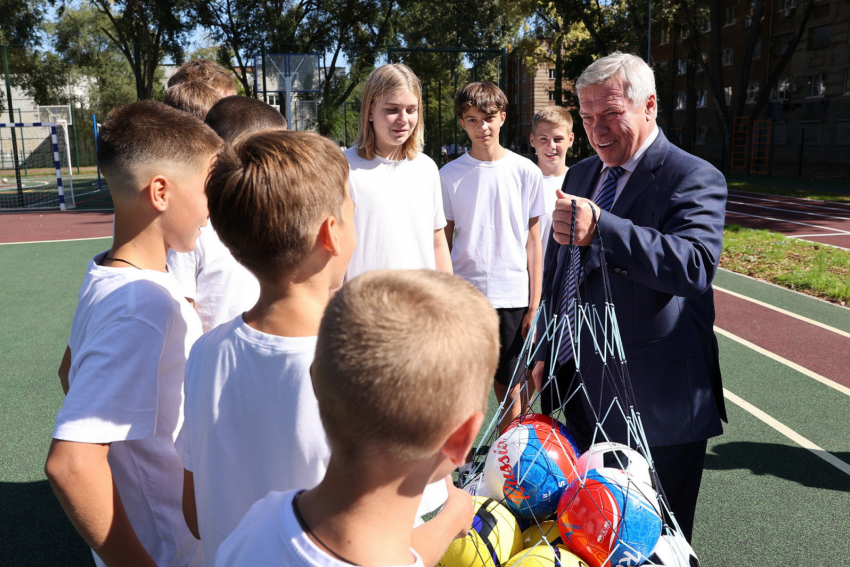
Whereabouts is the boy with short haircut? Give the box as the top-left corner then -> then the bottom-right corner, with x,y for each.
167,96 -> 288,333
441,81 -> 545,432
530,106 -> 575,258
169,58 -> 238,97
216,269 -> 500,567
164,80 -> 222,119
45,101 -> 221,567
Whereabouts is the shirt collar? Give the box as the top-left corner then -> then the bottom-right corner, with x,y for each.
601,126 -> 660,175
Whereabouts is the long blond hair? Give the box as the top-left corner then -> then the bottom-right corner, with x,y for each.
354,64 -> 424,161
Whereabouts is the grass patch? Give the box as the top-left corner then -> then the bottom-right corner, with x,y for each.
721,225 -> 850,305
727,181 -> 850,203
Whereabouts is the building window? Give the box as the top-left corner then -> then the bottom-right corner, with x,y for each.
548,89 -> 555,101
799,121 -> 822,145
549,68 -> 556,79
805,74 -> 826,98
724,86 -> 732,105
268,93 -> 280,106
657,60 -> 669,71
771,78 -> 792,100
522,91 -> 527,104
674,92 -> 687,110
809,25 -> 831,50
746,0 -> 756,25
660,27 -> 670,44
836,120 -> 850,146
778,0 -> 797,12
699,14 -> 711,33
695,126 -> 708,145
773,122 -> 787,146
696,89 -> 707,107
676,26 -> 688,44
522,113 -> 527,124
746,83 -> 759,103
845,70 -> 850,95
725,5 -> 737,26
522,72 -> 526,83
753,40 -> 762,60
676,59 -> 687,75
514,92 -> 519,104
775,33 -> 793,56
722,47 -> 734,67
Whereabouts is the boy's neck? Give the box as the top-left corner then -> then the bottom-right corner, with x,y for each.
539,161 -> 568,178
108,209 -> 169,272
469,142 -> 507,163
297,458 -> 431,566
243,277 -> 331,337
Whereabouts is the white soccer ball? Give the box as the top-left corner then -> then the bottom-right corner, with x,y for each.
646,535 -> 700,566
577,442 -> 655,490
2,178 -> 8,183
461,472 -> 492,498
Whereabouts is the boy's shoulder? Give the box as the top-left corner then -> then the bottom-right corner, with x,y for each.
215,490 -> 296,565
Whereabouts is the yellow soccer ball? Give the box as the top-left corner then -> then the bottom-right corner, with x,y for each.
521,521 -> 562,549
437,497 -> 523,567
504,544 -> 590,567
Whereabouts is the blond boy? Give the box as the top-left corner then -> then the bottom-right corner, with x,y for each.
168,59 -> 238,97
163,80 -> 222,120
441,82 -> 545,432
216,270 -> 499,567
45,101 -> 221,567
530,106 -> 575,258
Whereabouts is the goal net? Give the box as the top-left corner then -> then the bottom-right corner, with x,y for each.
0,121 -> 74,210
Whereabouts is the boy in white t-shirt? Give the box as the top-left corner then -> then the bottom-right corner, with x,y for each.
45,101 -> 221,567
167,95 -> 288,332
530,106 -> 575,259
216,270 -> 500,567
440,81 -> 545,433
344,64 -> 451,281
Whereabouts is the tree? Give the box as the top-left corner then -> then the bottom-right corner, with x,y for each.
90,0 -> 191,100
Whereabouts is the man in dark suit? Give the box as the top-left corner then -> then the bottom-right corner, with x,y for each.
532,52 -> 727,542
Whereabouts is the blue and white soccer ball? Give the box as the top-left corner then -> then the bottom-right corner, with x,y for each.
646,535 -> 700,566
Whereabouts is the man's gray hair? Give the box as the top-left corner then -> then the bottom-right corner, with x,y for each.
575,52 -> 656,108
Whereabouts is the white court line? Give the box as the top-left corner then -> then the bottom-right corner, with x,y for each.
724,210 -> 850,233
727,200 -> 850,221
715,326 -> 850,397
0,235 -> 111,246
728,191 -> 850,212
714,286 -> 850,340
789,233 -> 850,238
723,388 -> 850,476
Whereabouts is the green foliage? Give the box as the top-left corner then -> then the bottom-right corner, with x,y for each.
721,226 -> 850,304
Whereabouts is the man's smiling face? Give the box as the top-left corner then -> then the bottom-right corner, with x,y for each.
578,75 -> 656,167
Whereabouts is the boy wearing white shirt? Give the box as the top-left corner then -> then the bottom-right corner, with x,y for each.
216,270 -> 500,567
167,96 -> 287,332
45,101 -> 221,567
530,106 -> 575,259
441,82 -> 545,433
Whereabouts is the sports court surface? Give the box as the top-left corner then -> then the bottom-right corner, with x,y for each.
2,193 -> 849,565
725,189 -> 850,249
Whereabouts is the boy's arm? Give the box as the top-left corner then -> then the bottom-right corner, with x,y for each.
522,216 -> 543,339
443,221 -> 455,253
411,481 -> 473,567
45,439 -> 157,567
433,229 -> 453,274
58,346 -> 71,395
182,469 -> 200,539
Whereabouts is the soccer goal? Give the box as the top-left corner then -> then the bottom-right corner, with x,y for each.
0,116 -> 75,211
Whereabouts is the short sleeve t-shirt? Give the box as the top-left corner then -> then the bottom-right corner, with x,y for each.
440,150 -> 546,308
177,317 -> 330,564
539,171 -> 567,259
215,490 -> 426,567
54,252 -> 204,567
344,146 -> 446,280
167,224 -> 260,333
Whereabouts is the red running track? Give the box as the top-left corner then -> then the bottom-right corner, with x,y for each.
725,190 -> 850,249
0,211 -> 113,244
714,287 -> 850,390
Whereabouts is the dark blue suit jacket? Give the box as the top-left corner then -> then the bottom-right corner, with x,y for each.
538,130 -> 727,447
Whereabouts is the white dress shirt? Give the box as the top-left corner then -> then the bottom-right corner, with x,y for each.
590,126 -> 659,208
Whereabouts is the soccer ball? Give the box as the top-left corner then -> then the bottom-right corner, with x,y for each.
504,544 -> 590,567
485,421 -> 579,519
438,497 -> 523,567
1,178 -> 7,183
461,472 -> 493,498
505,413 -> 581,457
521,521 -> 562,549
557,468 -> 662,567
646,535 -> 700,567
576,442 -> 655,492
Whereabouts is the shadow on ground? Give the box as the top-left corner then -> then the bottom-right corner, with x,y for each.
705,441 -> 850,492
0,480 -> 93,565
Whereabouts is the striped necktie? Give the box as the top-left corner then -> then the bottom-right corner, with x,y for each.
555,166 -> 624,365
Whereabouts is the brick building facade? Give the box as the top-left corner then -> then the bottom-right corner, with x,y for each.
505,49 -> 568,154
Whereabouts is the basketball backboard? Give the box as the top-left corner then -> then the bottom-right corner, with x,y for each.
254,53 -> 321,94
37,105 -> 73,125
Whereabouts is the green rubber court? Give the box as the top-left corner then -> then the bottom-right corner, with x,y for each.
1,233 -> 849,565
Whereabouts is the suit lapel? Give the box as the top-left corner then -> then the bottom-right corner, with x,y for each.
610,129 -> 670,219
572,158 -> 603,200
